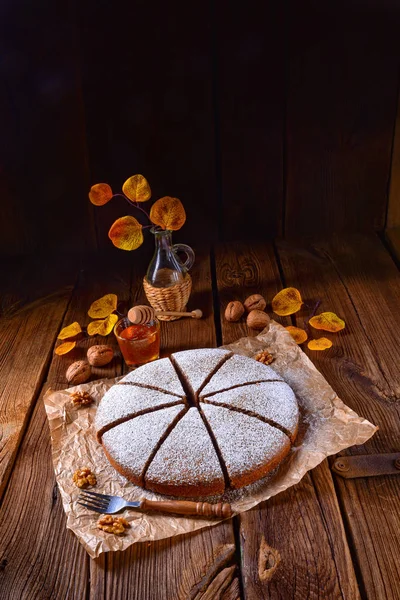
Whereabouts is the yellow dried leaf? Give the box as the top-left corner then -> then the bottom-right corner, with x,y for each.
58,322 -> 82,340
150,196 -> 186,231
309,312 -> 345,332
122,174 -> 151,202
55,341 -> 76,355
89,183 -> 113,206
87,314 -> 118,336
272,288 -> 303,316
88,294 -> 118,319
285,326 -> 308,344
307,338 -> 333,351
108,216 -> 143,250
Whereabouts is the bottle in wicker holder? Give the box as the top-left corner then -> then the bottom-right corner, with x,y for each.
143,229 -> 195,321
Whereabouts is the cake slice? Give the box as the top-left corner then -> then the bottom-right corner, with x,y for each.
200,353 -> 283,397
202,404 -> 291,489
101,405 -> 186,486
145,407 -> 225,496
95,385 -> 186,440
120,357 -> 185,397
171,348 -> 231,396
201,381 -> 299,442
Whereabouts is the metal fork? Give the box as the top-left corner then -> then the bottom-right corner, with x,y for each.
78,489 -> 233,518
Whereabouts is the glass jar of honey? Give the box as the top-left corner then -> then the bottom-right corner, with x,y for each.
114,317 -> 160,367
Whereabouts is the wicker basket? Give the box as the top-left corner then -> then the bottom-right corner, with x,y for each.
143,275 -> 192,321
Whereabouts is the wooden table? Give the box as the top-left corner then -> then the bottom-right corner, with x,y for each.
0,233 -> 399,600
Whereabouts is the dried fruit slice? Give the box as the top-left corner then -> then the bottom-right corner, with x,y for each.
200,353 -> 283,398
95,385 -> 186,438
121,357 -> 185,397
171,348 -> 231,396
309,312 -> 345,332
202,404 -> 290,489
272,288 -> 303,316
101,405 -> 185,486
145,408 -> 225,496
201,381 -> 299,442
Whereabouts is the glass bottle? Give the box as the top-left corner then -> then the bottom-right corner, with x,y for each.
145,228 -> 195,288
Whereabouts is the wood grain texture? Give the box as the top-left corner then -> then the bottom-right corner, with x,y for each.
0,256 -> 78,499
89,249 -> 238,600
79,0 -> 218,247
215,242 -> 359,599
0,0 -> 95,255
276,234 -> 400,599
286,0 -> 400,235
215,1 -> 285,240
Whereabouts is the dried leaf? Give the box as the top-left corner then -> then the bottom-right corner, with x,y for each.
89,183 -> 113,206
58,322 -> 82,340
122,174 -> 151,202
285,326 -> 308,344
88,294 -> 118,319
307,338 -> 333,351
87,314 -> 118,336
108,216 -> 143,250
55,341 -> 76,355
150,196 -> 186,231
272,288 -> 303,316
309,312 -> 345,332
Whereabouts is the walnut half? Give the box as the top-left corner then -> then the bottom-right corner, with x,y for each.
70,391 -> 94,407
72,467 -> 97,488
97,515 -> 130,535
255,350 -> 274,365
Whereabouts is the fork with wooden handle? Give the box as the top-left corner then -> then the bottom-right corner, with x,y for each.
78,489 -> 233,518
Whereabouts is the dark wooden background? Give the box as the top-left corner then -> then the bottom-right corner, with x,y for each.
1,0 -> 400,256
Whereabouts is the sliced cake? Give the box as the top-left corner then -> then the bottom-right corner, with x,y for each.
145,407 -> 225,496
201,404 -> 291,489
171,348 -> 232,396
101,405 -> 186,486
120,357 -> 185,397
201,381 -> 299,442
200,353 -> 283,397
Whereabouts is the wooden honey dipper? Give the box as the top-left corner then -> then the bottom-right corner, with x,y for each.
127,305 -> 203,324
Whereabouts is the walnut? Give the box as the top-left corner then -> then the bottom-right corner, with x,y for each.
70,390 -> 94,407
244,294 -> 267,312
246,310 -> 270,330
66,360 -> 91,385
72,467 -> 97,488
225,301 -> 245,322
87,345 -> 114,367
97,515 -> 130,535
255,350 -> 274,365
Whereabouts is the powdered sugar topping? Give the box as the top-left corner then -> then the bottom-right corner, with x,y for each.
171,348 -> 231,394
120,358 -> 185,396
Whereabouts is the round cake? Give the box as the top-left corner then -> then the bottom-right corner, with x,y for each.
95,349 -> 299,497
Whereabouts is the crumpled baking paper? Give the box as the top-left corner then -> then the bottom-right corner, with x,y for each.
43,321 -> 377,558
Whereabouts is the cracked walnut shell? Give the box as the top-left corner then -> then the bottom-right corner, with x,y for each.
97,515 -> 130,535
72,467 -> 97,488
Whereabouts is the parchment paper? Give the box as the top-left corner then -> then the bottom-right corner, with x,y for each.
44,321 -> 377,558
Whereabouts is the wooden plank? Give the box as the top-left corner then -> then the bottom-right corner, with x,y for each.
386,226 -> 400,262
79,0 -> 218,247
276,234 -> 400,600
0,0 -> 95,255
286,0 -> 400,235
0,255 -> 78,499
387,78 -> 400,231
215,242 -> 359,599
215,1 -> 285,241
89,249 -> 240,600
0,252 -> 133,598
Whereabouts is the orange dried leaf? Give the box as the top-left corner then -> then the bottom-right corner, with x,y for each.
272,288 -> 303,316
89,183 -> 113,206
307,338 -> 333,351
285,326 -> 308,344
309,312 -> 345,332
108,216 -> 143,250
87,314 -> 118,336
122,174 -> 151,202
88,294 -> 118,319
55,341 -> 76,355
58,322 -> 82,340
150,196 -> 186,231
